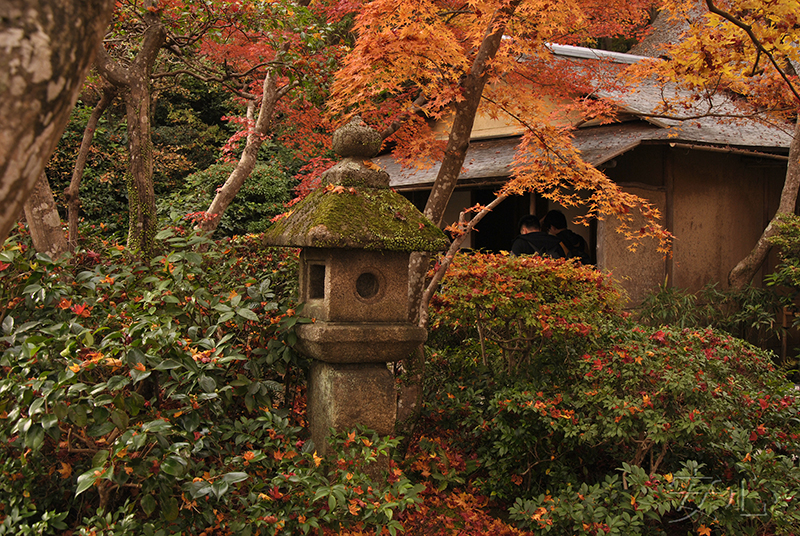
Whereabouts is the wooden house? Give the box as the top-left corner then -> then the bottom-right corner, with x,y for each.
375,44 -> 793,303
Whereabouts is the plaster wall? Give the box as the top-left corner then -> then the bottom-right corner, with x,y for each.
599,146 -> 786,303
670,150 -> 783,292
597,185 -> 668,305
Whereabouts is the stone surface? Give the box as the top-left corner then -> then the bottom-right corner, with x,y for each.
307,361 -> 397,456
331,116 -> 383,158
296,322 -> 427,363
299,249 -> 411,323
322,158 -> 390,188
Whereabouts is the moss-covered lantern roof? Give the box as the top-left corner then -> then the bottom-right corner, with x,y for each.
262,118 -> 449,252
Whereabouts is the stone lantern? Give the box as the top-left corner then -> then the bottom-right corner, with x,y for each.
262,118 -> 449,455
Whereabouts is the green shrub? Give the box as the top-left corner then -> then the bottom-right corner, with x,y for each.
636,281 -> 784,350
417,253 -> 800,535
768,213 -> 800,351
428,252 -> 623,377
159,162 -> 297,237
0,227 -> 421,534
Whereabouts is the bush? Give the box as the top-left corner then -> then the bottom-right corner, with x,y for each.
428,253 -> 623,377
0,227 -> 421,535
636,281 -> 784,350
159,162 -> 297,237
768,212 -> 800,361
417,252 -> 800,535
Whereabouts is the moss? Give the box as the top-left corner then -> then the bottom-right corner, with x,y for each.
263,187 -> 449,252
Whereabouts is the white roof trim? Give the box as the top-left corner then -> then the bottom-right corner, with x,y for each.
547,43 -> 652,65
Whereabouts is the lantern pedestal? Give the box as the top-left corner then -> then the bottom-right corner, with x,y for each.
307,361 -> 396,456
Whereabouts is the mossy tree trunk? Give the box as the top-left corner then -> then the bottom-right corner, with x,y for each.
94,7 -> 165,258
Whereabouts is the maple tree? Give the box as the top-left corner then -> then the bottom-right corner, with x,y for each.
328,0 -> 672,416
0,0 -> 115,246
329,0 -> 672,319
194,1 -> 346,235
61,0 -> 344,254
629,0 -> 800,288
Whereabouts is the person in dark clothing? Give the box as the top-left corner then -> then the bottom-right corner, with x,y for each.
542,209 -> 591,264
511,215 -> 566,258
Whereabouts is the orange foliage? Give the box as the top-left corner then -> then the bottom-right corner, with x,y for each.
630,0 -> 800,118
329,0 -> 672,249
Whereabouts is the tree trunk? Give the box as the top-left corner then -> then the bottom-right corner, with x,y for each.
198,72 -> 289,235
94,7 -> 165,258
67,86 -> 117,248
0,0 -> 115,245
124,72 -> 159,257
399,0 -> 522,428
408,0 -> 523,321
24,172 -> 68,259
728,115 -> 800,288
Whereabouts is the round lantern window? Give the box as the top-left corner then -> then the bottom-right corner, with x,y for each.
355,272 -> 381,300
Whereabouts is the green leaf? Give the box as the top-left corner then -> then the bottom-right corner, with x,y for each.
211,481 -> 229,498
111,409 -> 129,430
161,456 -> 187,477
163,497 -> 179,521
184,252 -> 203,265
236,307 -> 259,321
141,419 -> 172,433
198,375 -> 216,393
130,368 -> 152,384
179,411 -> 200,432
41,413 -> 58,430
1,315 -> 14,335
69,404 -> 89,427
76,467 -> 102,496
186,480 -> 213,498
24,424 -> 45,450
92,450 -> 110,467
107,375 -> 131,391
141,494 -> 157,516
221,472 -> 249,484
87,421 -> 116,437
154,359 -> 182,371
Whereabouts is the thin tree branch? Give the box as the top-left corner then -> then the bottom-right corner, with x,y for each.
705,0 -> 800,103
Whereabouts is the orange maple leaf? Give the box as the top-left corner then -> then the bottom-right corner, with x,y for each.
57,462 -> 72,479
363,160 -> 381,171
698,524 -> 712,536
